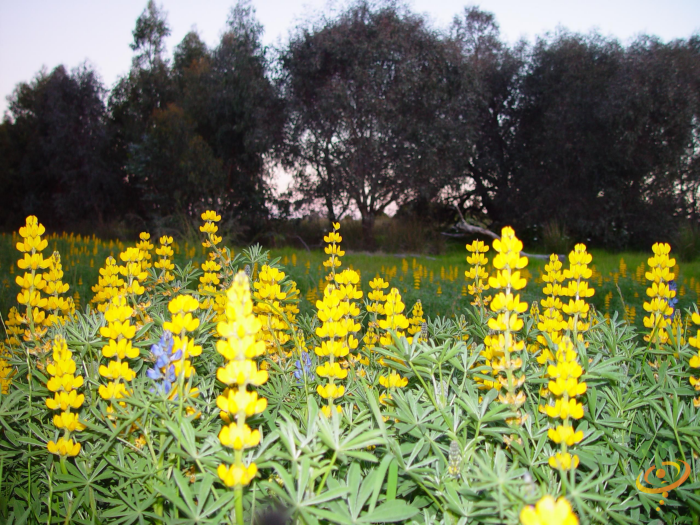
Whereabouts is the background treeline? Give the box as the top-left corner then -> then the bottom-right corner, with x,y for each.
1,0 -> 699,251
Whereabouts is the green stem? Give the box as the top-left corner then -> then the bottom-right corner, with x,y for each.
46,462 -> 54,525
234,487 -> 244,525
316,450 -> 337,495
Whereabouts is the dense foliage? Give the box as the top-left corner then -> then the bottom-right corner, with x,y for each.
1,1 -> 699,248
1,214 -> 700,524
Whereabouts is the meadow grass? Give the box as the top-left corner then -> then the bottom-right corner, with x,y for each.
3,230 -> 699,330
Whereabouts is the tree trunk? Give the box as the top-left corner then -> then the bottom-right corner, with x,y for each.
361,212 -> 376,250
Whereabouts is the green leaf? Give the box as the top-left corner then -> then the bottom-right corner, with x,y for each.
358,500 -> 419,523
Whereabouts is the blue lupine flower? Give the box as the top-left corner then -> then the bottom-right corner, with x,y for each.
147,331 -> 182,395
293,351 -> 314,384
667,281 -> 679,319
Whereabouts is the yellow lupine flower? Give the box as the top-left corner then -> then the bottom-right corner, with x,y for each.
379,371 -> 408,389
217,463 -> 257,488
46,390 -> 85,411
317,383 -> 345,399
47,438 -> 81,457
643,242 -> 676,344
316,361 -> 348,379
217,389 -> 268,417
520,495 -> 579,525
216,271 -> 267,488
548,452 -> 580,471
53,411 -> 86,432
218,424 -> 261,450
478,227 -> 528,424
545,398 -> 584,420
547,425 -> 584,446
217,360 -> 269,386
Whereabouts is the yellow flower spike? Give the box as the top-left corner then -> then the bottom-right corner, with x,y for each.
643,243 -> 676,344
520,495 -> 579,525
477,227 -> 528,422
216,271 -> 267,489
45,335 -> 85,455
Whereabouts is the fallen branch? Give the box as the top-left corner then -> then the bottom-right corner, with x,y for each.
448,204 -> 563,261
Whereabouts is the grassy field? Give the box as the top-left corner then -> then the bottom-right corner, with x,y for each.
2,230 -> 700,330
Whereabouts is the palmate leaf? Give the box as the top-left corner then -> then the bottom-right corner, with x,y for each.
99,480 -> 159,525
316,413 -> 384,461
153,469 -> 234,524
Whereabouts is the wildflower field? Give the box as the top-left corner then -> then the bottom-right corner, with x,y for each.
1,214 -> 700,524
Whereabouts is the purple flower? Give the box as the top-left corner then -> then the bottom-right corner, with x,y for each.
293,351 -> 314,384
147,331 -> 181,395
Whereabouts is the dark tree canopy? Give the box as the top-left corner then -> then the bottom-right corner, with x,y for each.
281,1 -> 454,245
1,65 -> 120,228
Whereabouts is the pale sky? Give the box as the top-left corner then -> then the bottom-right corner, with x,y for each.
1,0 -> 698,118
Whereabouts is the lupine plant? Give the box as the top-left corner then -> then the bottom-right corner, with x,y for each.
1,214 -> 700,525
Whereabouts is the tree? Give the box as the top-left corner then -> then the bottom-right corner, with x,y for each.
196,0 -> 284,233
508,32 -> 700,247
281,1 -> 453,246
2,65 -> 119,227
108,0 -> 175,218
130,0 -> 171,70
442,7 -> 525,227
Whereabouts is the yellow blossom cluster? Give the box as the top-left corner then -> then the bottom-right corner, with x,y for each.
561,244 -> 595,340
542,337 -> 586,471
199,211 -> 226,319
378,288 -> 409,346
154,235 -> 175,284
465,240 -> 491,306
163,295 -> 202,412
407,300 -> 426,344
98,296 -> 139,408
91,256 -> 124,311
537,255 -> 567,364
520,495 -> 579,525
136,232 -> 154,271
643,243 -> 676,344
119,247 -> 148,297
43,252 -> 74,325
322,222 -> 344,282
216,272 -> 267,488
688,312 -> 700,407
13,216 -> 68,348
364,276 -> 389,347
0,345 -> 13,394
314,268 -> 363,416
46,336 -> 85,457
482,227 -> 528,425
253,265 -> 298,357
91,241 -> 149,312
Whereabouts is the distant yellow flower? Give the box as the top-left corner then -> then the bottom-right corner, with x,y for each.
643,243 -> 676,344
